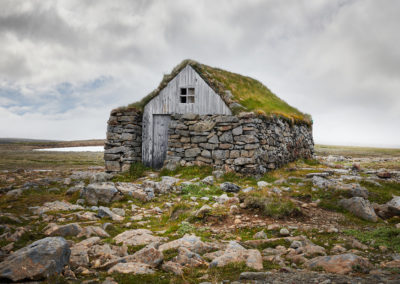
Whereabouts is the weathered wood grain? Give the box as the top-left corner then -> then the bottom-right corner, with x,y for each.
152,115 -> 170,168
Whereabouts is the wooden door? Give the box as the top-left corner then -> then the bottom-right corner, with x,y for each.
152,114 -> 171,168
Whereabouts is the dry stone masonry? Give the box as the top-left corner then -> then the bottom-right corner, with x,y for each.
104,107 -> 142,172
105,109 -> 314,174
165,112 -> 313,174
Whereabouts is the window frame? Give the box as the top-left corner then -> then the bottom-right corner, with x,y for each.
179,86 -> 195,104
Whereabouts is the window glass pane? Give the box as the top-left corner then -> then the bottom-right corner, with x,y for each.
180,96 -> 187,103
180,88 -> 187,95
188,88 -> 195,95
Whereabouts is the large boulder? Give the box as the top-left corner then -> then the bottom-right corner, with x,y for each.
307,253 -> 372,274
0,237 -> 70,282
339,197 -> 378,222
81,182 -> 122,205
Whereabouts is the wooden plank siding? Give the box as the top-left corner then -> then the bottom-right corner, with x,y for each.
142,65 -> 232,167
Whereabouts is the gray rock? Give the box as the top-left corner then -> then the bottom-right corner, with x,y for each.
220,182 -> 241,193
253,230 -> 268,239
45,223 -> 83,237
98,206 -> 124,221
91,172 -> 113,183
307,253 -> 372,274
111,208 -> 125,217
108,262 -> 155,274
212,170 -> 224,179
32,201 -> 84,214
242,187 -> 254,193
123,245 -> 163,268
182,113 -> 199,120
339,197 -> 378,222
201,176 -> 214,185
387,196 -> 400,215
81,182 -> 122,205
208,135 -> 219,144
239,272 -> 269,280
350,185 -> 369,198
6,188 -> 23,198
195,205 -> 212,218
232,126 -> 243,136
312,176 -> 333,188
0,237 -> 70,282
219,132 -> 233,143
279,228 -> 290,236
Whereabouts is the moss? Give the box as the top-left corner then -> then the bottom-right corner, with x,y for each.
344,227 -> 400,252
243,194 -> 301,219
124,59 -> 311,125
208,262 -> 258,282
159,165 -> 213,180
360,181 -> 400,204
112,272 -> 173,284
112,162 -> 150,182
163,248 -> 179,261
180,184 -> 223,198
127,244 -> 147,254
169,203 -> 193,221
254,239 -> 290,250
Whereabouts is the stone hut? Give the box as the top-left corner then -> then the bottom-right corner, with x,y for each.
105,60 -> 314,174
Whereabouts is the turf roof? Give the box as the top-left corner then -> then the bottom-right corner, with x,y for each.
126,59 -> 312,125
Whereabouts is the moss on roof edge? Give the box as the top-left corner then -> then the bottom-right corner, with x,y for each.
114,59 -> 312,126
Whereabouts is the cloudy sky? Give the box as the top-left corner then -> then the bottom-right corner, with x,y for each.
0,0 -> 399,147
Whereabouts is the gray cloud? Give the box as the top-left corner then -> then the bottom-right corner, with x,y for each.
0,0 -> 399,146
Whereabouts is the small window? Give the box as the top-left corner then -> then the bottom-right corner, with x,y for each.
180,87 -> 195,104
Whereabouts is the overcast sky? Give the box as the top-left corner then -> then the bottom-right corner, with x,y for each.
0,0 -> 399,147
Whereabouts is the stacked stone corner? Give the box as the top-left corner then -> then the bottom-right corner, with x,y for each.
104,108 -> 142,172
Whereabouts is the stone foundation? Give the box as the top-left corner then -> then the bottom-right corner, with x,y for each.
165,112 -> 314,174
104,108 -> 142,172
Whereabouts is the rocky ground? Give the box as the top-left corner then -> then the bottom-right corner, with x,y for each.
0,149 -> 399,283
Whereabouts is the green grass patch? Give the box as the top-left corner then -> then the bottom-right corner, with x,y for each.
169,203 -> 193,221
242,193 -> 301,219
208,262 -> 258,282
344,227 -> 400,252
112,272 -> 172,284
180,184 -> 223,198
112,162 -> 150,182
360,181 -> 400,204
163,248 -> 179,261
254,239 -> 290,250
160,165 -> 213,180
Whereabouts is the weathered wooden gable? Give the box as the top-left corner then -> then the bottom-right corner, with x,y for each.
142,64 -> 231,167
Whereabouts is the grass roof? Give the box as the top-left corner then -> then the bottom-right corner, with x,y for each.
126,59 -> 312,125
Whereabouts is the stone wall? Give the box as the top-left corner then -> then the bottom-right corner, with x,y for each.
104,108 -> 142,172
165,112 -> 314,174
